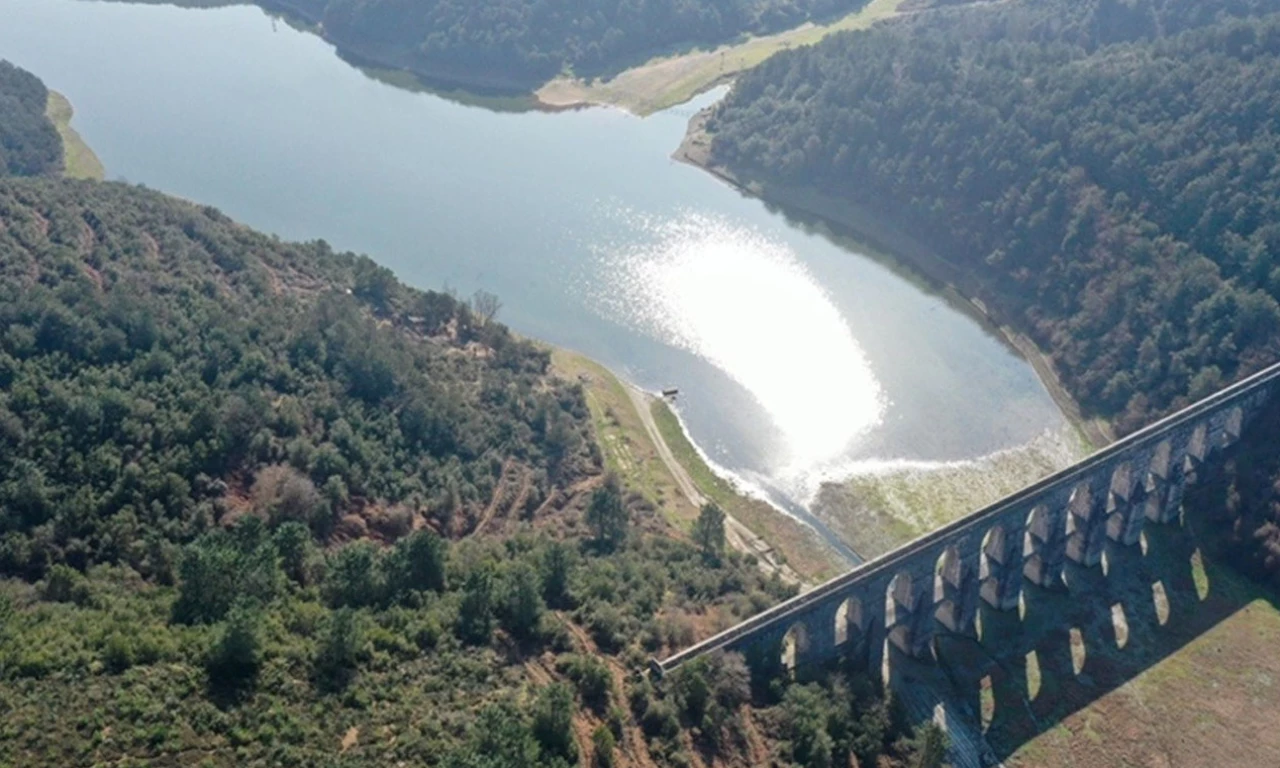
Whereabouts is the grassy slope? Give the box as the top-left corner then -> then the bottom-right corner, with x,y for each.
649,399 -> 845,582
551,348 -> 845,583
45,91 -> 104,180
535,0 -> 908,115
814,428 -> 1089,558
550,348 -> 696,526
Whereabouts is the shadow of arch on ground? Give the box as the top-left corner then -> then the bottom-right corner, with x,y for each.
881,458 -> 1280,768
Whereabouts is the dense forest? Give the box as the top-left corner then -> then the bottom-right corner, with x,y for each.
0,176 -> 601,580
706,0 -> 1280,433
0,63 -> 941,768
0,61 -> 61,178
266,0 -> 870,88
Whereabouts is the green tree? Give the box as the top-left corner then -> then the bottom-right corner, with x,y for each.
558,653 -> 612,713
503,561 -> 545,642
325,541 -> 382,608
911,722 -> 949,768
456,566 -> 495,645
40,564 -> 87,604
586,473 -> 627,551
542,540 -> 573,609
273,521 -> 314,586
206,601 -> 262,688
385,529 -> 448,599
444,701 -> 541,768
592,724 -> 616,768
531,682 -> 578,764
782,684 -> 836,768
315,607 -> 364,690
692,503 -> 726,563
174,520 -> 282,625
670,660 -> 712,723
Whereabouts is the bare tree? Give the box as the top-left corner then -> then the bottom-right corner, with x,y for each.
471,289 -> 502,324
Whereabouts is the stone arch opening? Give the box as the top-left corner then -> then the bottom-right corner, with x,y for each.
834,597 -> 863,647
781,623 -> 809,673
981,524 -> 1021,610
935,545 -> 975,634
1107,461 -> 1146,545
1108,462 -> 1134,512
1024,504 -> 1064,588
1149,440 -> 1173,480
1188,422 -> 1209,463
1223,405 -> 1245,448
886,572 -> 919,655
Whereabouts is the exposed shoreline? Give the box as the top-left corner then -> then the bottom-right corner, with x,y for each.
535,0 -> 909,115
550,348 -> 849,585
257,0 -> 909,116
672,106 -> 1114,451
45,91 -> 104,181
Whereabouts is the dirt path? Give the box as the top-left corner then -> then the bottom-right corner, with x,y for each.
625,385 -> 803,586
739,712 -> 771,765
523,654 -> 599,768
626,386 -> 707,508
558,613 -> 661,768
470,459 -> 517,538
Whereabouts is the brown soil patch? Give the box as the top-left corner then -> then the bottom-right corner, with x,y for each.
339,726 -> 358,753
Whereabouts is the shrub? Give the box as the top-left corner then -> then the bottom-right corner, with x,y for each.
316,607 -> 364,690
558,653 -> 612,713
592,725 -> 616,768
206,602 -> 262,689
41,564 -> 89,604
530,682 -> 577,763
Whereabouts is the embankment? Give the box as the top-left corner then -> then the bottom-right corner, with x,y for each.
551,348 -> 849,585
46,91 -> 103,181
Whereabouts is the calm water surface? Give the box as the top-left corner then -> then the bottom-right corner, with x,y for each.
0,0 -> 1068,533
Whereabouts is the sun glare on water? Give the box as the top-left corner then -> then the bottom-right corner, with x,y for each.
597,211 -> 885,475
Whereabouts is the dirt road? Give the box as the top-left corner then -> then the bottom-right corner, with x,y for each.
624,385 -> 804,586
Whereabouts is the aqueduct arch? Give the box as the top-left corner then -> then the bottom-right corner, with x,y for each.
652,361 -> 1280,691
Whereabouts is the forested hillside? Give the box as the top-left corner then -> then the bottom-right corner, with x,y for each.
0,61 -> 61,178
268,0 -> 871,89
0,177 -> 601,579
0,65 -> 942,767
706,0 -> 1280,433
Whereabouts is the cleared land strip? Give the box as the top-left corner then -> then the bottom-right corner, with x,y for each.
535,0 -> 909,115
551,348 -> 844,583
623,384 -> 804,586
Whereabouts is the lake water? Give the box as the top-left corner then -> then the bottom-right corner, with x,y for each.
0,0 -> 1069,539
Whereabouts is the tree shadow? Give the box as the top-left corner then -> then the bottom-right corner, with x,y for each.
885,472 -> 1280,767
206,669 -> 258,710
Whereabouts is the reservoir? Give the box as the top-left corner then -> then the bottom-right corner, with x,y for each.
0,0 -> 1070,527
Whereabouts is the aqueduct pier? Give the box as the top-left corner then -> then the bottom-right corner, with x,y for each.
654,360 -> 1280,678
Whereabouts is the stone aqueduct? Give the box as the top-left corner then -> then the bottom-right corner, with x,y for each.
654,361 -> 1280,679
